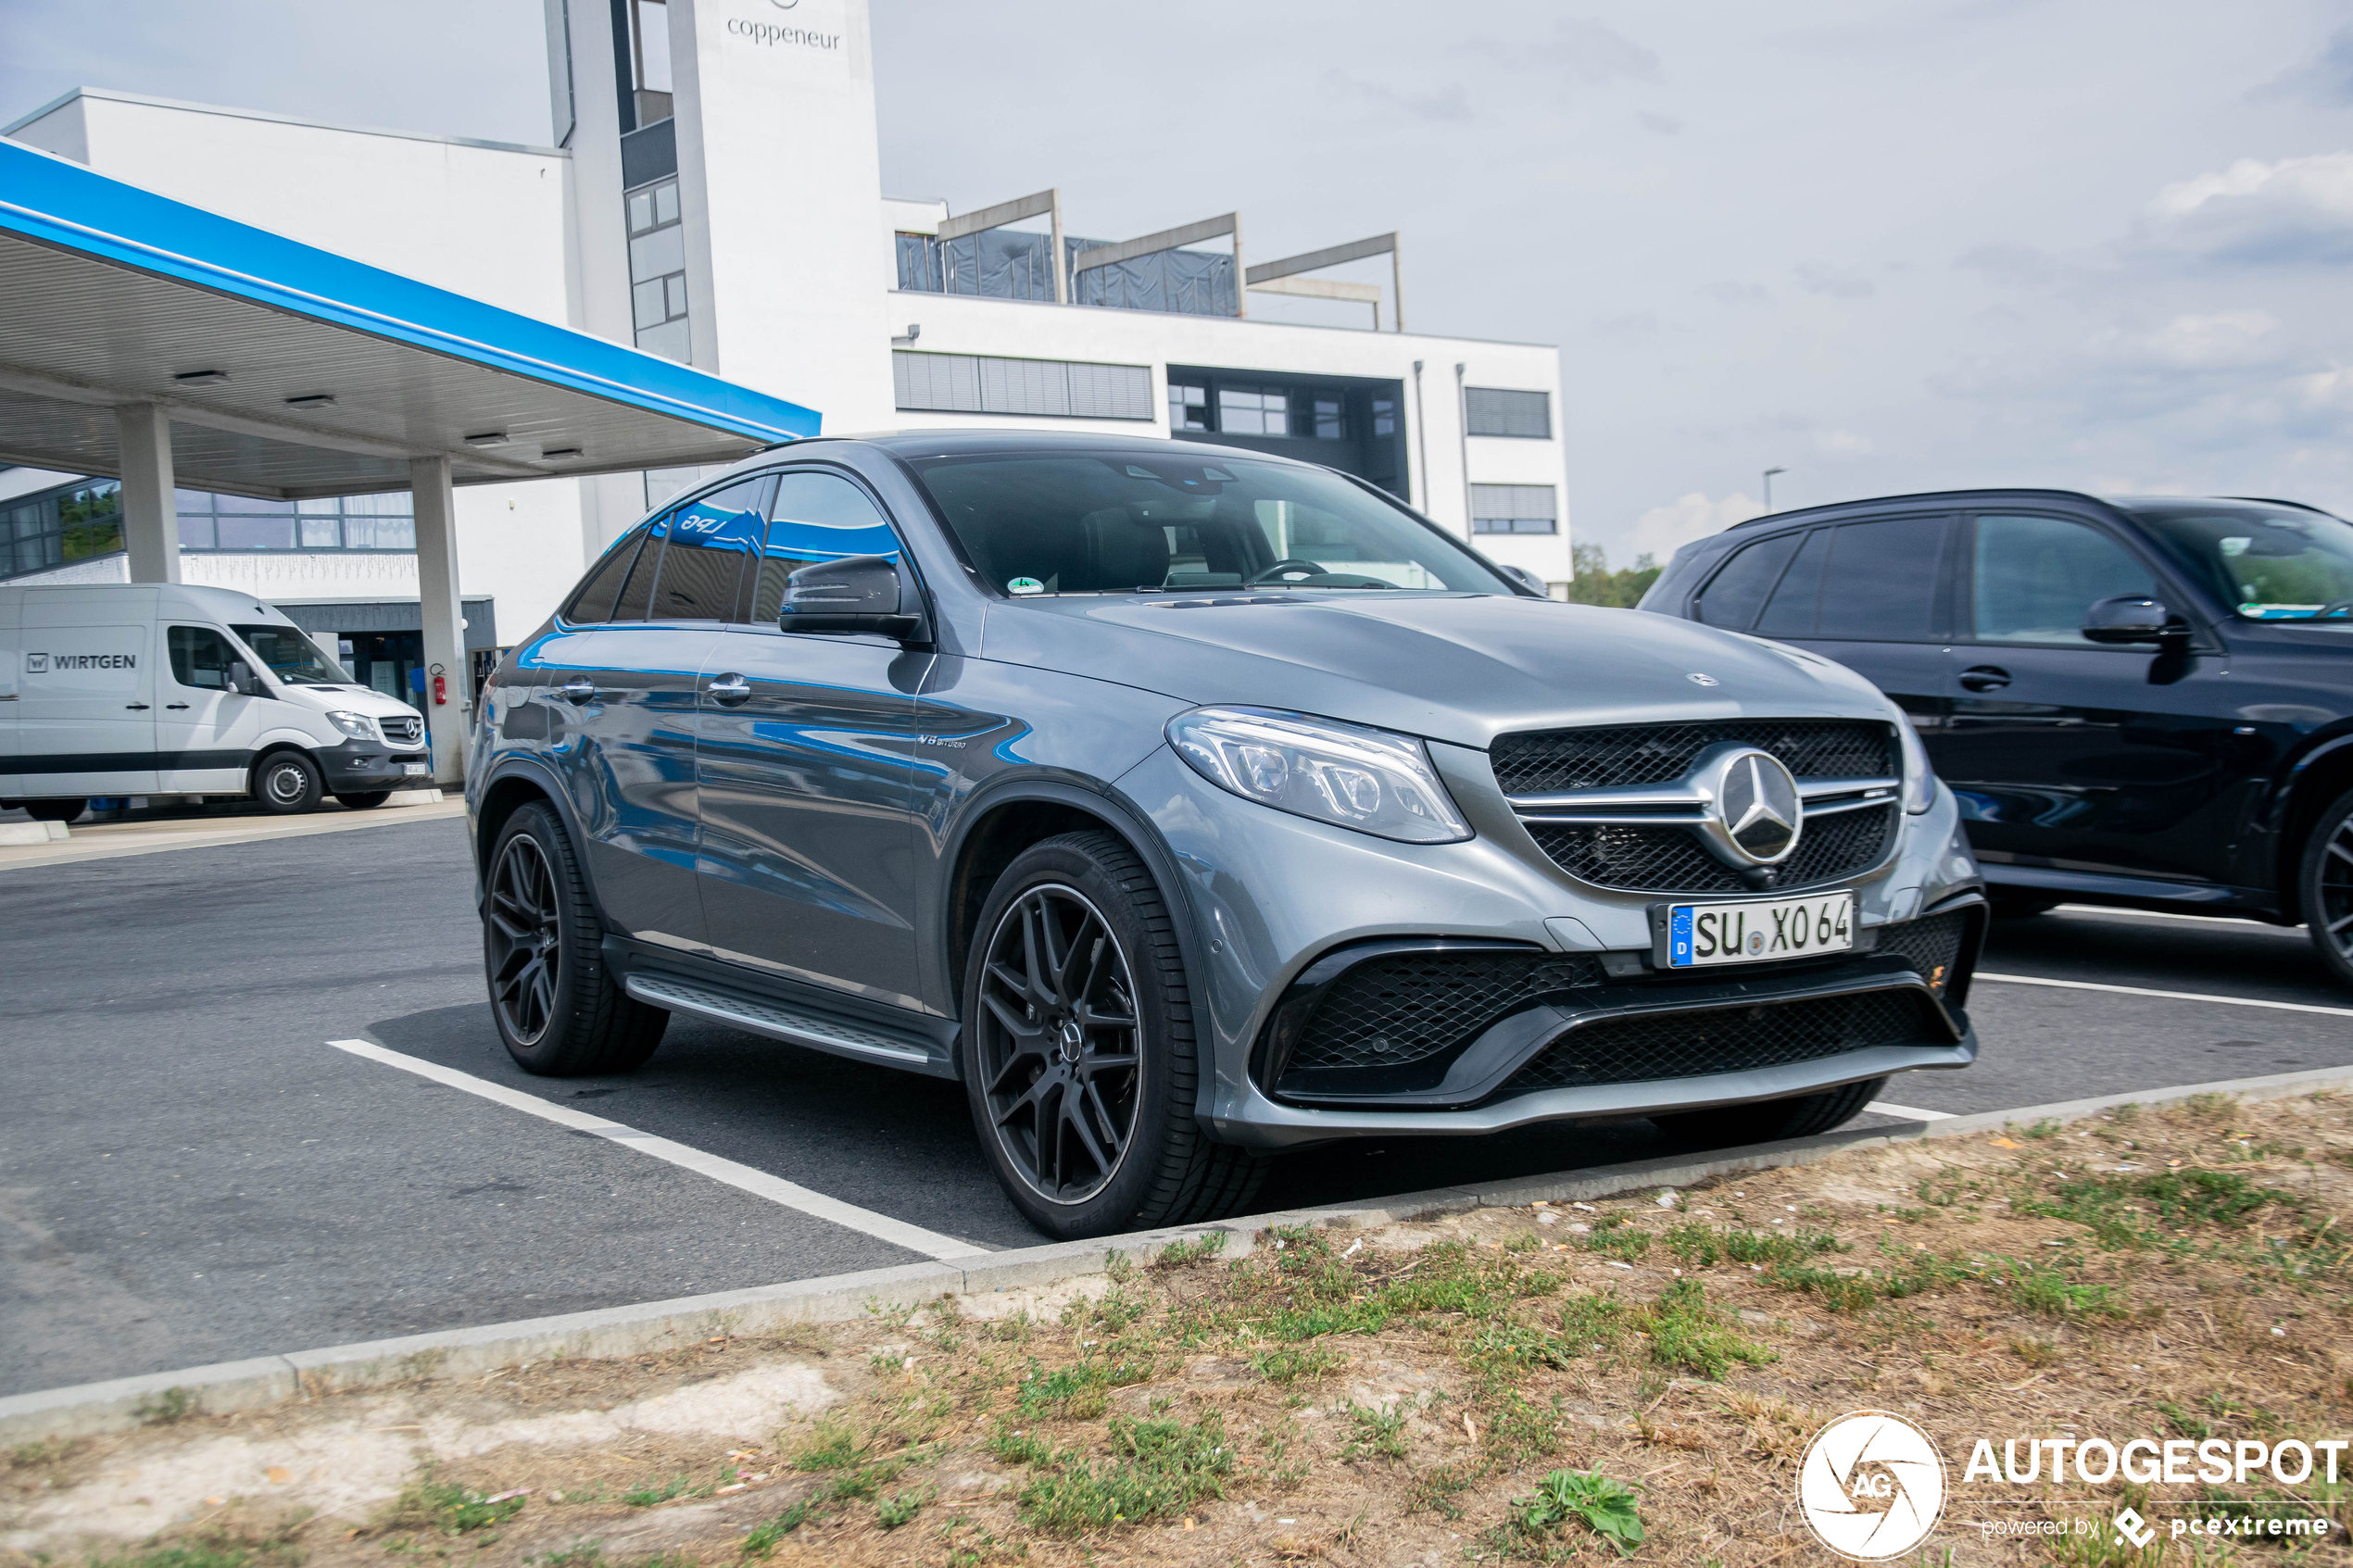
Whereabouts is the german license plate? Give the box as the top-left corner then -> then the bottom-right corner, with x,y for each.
402,762 -> 430,776
1666,891 -> 1855,968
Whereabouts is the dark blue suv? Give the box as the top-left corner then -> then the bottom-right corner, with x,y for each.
1641,489 -> 2353,987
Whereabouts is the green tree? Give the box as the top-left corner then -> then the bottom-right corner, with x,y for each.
1565,543 -> 1661,608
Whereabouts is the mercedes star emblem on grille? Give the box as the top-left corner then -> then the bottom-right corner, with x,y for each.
1705,746 -> 1801,865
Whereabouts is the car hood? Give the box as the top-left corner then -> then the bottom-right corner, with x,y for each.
976,593 -> 1892,748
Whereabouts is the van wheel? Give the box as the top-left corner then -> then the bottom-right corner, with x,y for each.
484,801 -> 667,1074
335,792 -> 391,810
255,752 -> 324,814
2298,786 -> 2353,991
1651,1076 -> 1889,1150
22,799 -> 85,822
963,831 -> 1265,1240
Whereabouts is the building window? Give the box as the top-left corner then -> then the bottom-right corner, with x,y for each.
1168,382 -> 1210,432
176,489 -> 415,551
627,176 -> 690,363
1372,396 -> 1397,439
1217,386 -> 1289,436
894,351 -> 1154,420
1470,483 -> 1559,535
1466,387 -> 1552,439
1311,396 -> 1345,440
631,0 -> 673,126
2,480 -> 121,579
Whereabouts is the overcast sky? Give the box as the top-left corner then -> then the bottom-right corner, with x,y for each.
6,1 -> 2351,566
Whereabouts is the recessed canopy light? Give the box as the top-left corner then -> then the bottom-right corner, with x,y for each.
284,394 -> 336,408
173,370 -> 228,384
542,446 -> 584,459
462,431 -> 510,446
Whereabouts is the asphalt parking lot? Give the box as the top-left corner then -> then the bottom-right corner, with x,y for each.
6,812 -> 2351,1399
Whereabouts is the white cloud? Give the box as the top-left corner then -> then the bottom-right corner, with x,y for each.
1624,492 -> 1766,564
2094,308 -> 2283,369
1812,428 -> 1875,454
2142,151 -> 2353,262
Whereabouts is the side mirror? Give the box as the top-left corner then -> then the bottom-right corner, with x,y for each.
780,554 -> 927,641
2082,596 -> 2179,645
1494,563 -> 1551,598
227,659 -> 261,696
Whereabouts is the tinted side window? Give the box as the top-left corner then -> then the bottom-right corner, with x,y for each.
653,477 -> 772,622
748,471 -> 902,624
1814,516 -> 1947,641
168,625 -> 237,689
1694,533 -> 1801,628
1754,528 -> 1830,636
567,526 -> 647,623
1972,514 -> 2156,645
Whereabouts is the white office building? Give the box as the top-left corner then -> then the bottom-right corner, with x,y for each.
1,0 -> 1571,688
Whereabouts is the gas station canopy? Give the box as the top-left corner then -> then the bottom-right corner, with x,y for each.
0,138 -> 820,499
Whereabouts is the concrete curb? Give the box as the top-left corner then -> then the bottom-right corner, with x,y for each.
10,1061 -> 2353,1446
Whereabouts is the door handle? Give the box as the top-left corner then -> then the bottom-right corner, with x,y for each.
166,702 -> 190,710
707,673 -> 753,706
125,702 -> 150,710
1957,666 -> 2012,693
560,678 -> 598,705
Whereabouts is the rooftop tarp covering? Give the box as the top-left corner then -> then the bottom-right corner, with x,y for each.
0,138 -> 820,499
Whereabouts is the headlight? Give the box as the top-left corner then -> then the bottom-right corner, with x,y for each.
325,710 -> 375,740
1167,706 -> 1472,844
1896,709 -> 1936,814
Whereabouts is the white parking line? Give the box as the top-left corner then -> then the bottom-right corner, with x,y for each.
325,1038 -> 991,1261
1976,972 -> 2353,1019
1866,1101 -> 1957,1121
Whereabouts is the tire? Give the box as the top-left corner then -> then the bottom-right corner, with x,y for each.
2298,785 -> 2353,991
335,792 -> 392,810
1651,1076 -> 1889,1150
1989,892 -> 2059,921
22,799 -> 85,822
963,830 -> 1265,1240
254,751 -> 324,814
482,801 -> 668,1074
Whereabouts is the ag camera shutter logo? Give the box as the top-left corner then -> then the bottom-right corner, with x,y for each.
1798,1410 -> 1946,1560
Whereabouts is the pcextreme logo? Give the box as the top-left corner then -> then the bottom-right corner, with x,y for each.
1798,1411 -> 1947,1561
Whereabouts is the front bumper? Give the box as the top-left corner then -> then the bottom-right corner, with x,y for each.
317,737 -> 433,792
1115,740 -> 1984,1150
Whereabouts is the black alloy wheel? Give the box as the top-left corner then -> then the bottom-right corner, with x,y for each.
481,802 -> 667,1074
486,829 -> 562,1047
256,751 -> 323,814
975,882 -> 1143,1207
2301,787 -> 2353,991
962,831 -> 1265,1239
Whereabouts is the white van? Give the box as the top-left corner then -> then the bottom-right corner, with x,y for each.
0,582 -> 431,821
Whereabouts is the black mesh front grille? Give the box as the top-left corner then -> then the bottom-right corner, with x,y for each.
1498,987 -> 1937,1097
1528,802 -> 1895,894
1286,950 -> 1604,1073
1491,720 -> 1895,796
1872,909 -> 1969,994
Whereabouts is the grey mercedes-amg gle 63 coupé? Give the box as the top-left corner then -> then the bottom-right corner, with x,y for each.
468,432 -> 1985,1238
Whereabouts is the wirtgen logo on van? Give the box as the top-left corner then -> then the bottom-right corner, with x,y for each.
1798,1411 -> 1947,1561
24,652 -> 46,673
35,651 -> 135,670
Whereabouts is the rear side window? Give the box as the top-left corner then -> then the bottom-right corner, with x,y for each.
609,521 -> 667,621
1755,528 -> 1831,636
168,625 -> 238,690
567,526 -> 646,623
746,471 -> 902,624
652,477 -> 773,622
1694,533 -> 1801,628
1813,516 -> 1947,641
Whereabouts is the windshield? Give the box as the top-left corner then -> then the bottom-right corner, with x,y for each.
2127,502 -> 2353,621
907,452 -> 1511,596
233,623 -> 352,685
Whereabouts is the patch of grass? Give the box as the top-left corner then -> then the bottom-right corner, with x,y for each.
383,1470 -> 529,1535
1249,1344 -> 1346,1384
794,1416 -> 862,1471
1014,1349 -> 1156,1419
2023,1119 -> 2063,1140
1987,1256 -> 2132,1321
134,1386 -> 195,1426
1151,1232 -> 1228,1269
1665,1223 -> 1845,1268
90,1549 -> 264,1568
875,1485 -> 932,1529
535,1542 -> 605,1568
1341,1403 -> 1409,1462
1583,1213 -> 1653,1261
8,1436 -> 81,1469
1640,1278 -> 1774,1379
621,1474 -> 711,1509
984,1423 -> 1057,1467
1498,1469 -> 1647,1558
1403,1461 -> 1478,1520
2010,1336 -> 2059,1367
1014,1413 -> 1234,1534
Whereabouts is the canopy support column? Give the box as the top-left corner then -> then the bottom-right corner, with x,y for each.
409,456 -> 469,786
115,403 -> 181,583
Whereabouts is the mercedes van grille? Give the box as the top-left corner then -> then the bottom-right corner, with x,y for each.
380,714 -> 423,746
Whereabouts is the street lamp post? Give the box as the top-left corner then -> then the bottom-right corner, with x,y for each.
1763,466 -> 1787,513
